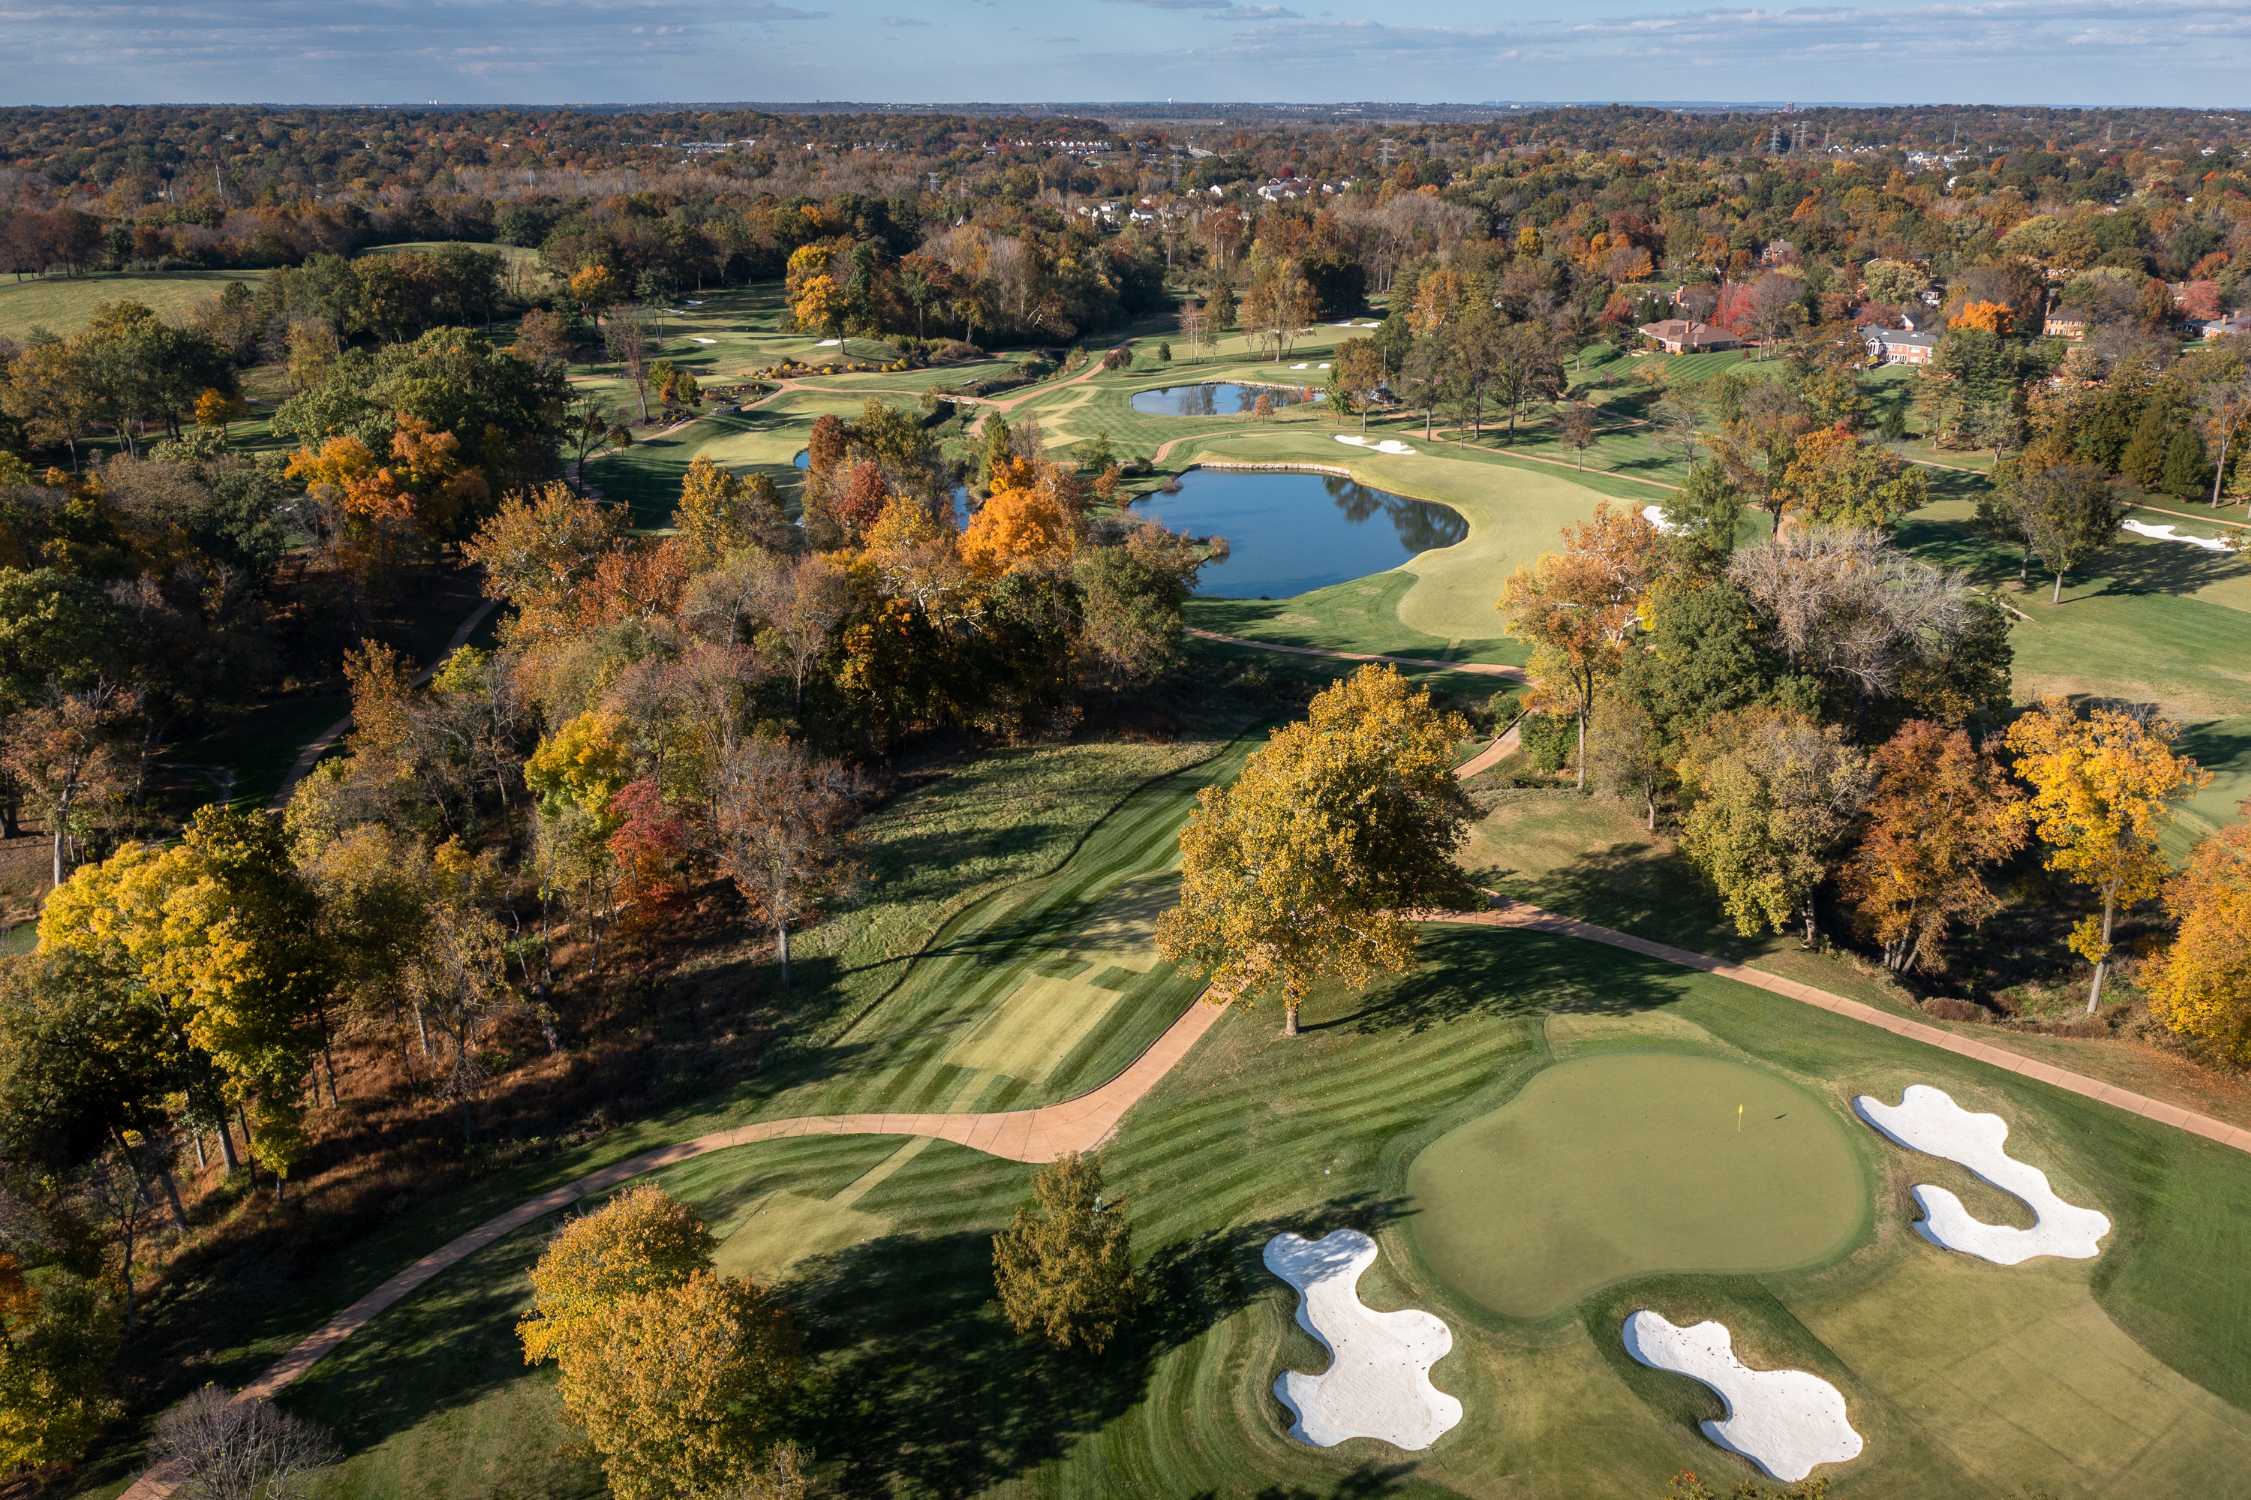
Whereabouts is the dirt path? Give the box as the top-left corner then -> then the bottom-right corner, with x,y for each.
1453,720 -> 1522,780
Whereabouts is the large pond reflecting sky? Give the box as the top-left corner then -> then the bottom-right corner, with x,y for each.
1130,469 -> 1466,598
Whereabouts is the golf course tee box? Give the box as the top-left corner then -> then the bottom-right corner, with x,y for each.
1405,1052 -> 1867,1318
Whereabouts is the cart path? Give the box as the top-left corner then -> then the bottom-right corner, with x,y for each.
116,990 -> 1227,1500
1447,898 -> 2251,1157
120,898 -> 2251,1500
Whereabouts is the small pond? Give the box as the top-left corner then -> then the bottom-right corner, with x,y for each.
1130,468 -> 1466,598
1130,382 -> 1324,416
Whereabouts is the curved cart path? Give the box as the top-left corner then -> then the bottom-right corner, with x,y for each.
118,992 -> 1227,1499
121,909 -> 2251,1498
268,599 -> 500,809
1449,898 -> 2251,1156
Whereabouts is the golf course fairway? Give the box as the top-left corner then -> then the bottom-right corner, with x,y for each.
1406,1051 -> 1869,1318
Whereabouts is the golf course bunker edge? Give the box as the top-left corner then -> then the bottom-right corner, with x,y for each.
1406,1052 -> 1867,1319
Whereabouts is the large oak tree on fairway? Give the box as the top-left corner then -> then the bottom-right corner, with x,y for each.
1982,458 -> 2129,603
1499,502 -> 1663,789
2006,698 -> 2209,1014
1156,665 -> 1475,1037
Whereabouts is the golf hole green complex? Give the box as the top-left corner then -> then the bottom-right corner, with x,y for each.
1407,1053 -> 1867,1318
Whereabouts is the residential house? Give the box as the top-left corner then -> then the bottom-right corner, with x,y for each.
1637,319 -> 1739,355
2204,312 -> 2251,341
2043,310 -> 2089,340
1864,325 -> 1941,366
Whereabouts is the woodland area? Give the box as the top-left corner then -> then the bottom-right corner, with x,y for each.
0,99 -> 2249,1499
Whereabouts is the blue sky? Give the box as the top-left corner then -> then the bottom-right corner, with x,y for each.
2,0 -> 2246,108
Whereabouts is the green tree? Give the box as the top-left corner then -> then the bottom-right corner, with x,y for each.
0,1267 -> 121,1476
1331,337 -> 1387,434
1156,665 -> 1476,1036
1678,705 -> 1873,944
993,1152 -> 1138,1355
1988,458 -> 2128,603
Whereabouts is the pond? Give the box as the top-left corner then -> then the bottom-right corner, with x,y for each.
1129,381 -> 1324,416
1129,469 -> 1467,598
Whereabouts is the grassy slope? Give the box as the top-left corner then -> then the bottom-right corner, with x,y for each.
277,924 -> 2251,1500
0,269 -> 271,340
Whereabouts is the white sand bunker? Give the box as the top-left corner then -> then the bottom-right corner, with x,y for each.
1623,1312 -> 1863,1482
815,337 -> 842,347
2122,518 -> 2234,553
1642,503 -> 1677,533
1335,434 -> 1416,456
1854,1084 -> 2109,1264
1318,361 -> 1331,369
1291,362 -> 1310,370
688,336 -> 718,344
1264,1229 -> 1461,1451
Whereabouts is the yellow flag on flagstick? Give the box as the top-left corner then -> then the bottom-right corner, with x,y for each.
1737,1103 -> 1744,1133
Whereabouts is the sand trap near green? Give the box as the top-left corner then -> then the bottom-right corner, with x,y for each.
1406,1052 -> 1865,1318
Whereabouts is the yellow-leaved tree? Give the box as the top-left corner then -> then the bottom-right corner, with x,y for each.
2147,813 -> 2251,1062
519,1185 -> 802,1500
2004,698 -> 2210,1013
1156,665 -> 1475,1037
37,805 -> 331,1182
1498,502 -> 1662,788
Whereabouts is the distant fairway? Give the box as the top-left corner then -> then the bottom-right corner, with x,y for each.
1406,1050 -> 1868,1318
0,268 -> 269,340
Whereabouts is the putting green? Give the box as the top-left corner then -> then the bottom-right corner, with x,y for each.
1406,1051 -> 1866,1319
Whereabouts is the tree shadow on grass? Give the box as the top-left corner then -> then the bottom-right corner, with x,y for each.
786,1193 -> 1413,1498
1189,1469 -> 1418,1500
2089,532 -> 2247,599
1475,838 -> 1751,962
1314,924 -> 1684,1038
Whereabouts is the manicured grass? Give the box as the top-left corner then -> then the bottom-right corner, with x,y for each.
1896,498 -> 2251,722
0,268 -> 270,340
281,923 -> 2251,1497
1406,1049 -> 1868,1318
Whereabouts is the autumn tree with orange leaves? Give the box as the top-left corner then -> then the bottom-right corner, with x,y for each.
1840,720 -> 2028,973
2149,812 -> 2251,1062
1499,502 -> 1663,787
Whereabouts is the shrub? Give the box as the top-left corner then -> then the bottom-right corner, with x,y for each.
993,1153 -> 1138,1355
1518,712 -> 1576,774
1921,996 -> 1987,1023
